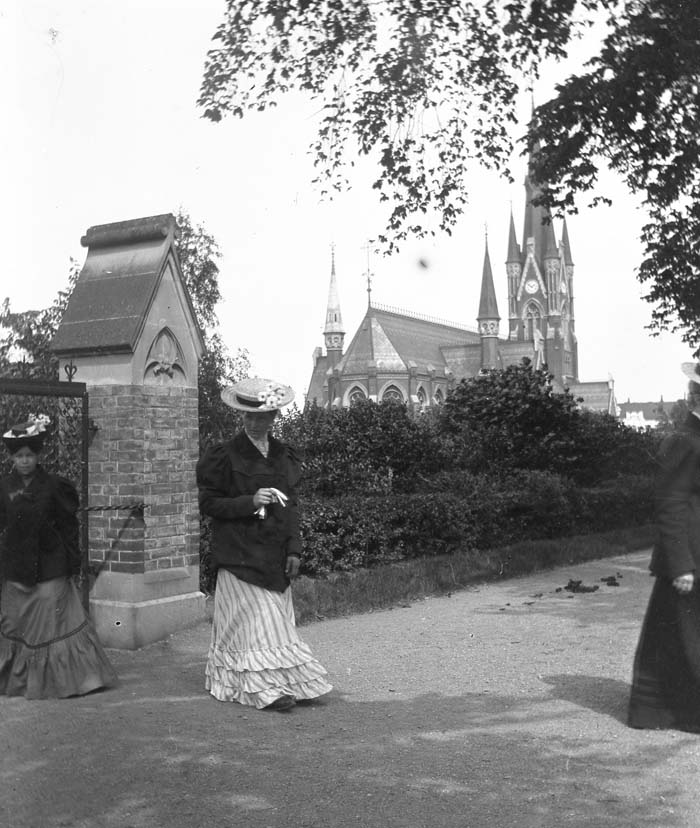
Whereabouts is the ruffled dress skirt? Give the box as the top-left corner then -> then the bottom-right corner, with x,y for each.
0,576 -> 118,699
628,577 -> 700,730
206,569 -> 332,708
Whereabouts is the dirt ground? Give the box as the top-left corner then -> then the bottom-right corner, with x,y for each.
2,549 -> 700,828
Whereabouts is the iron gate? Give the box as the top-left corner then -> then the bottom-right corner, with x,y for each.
0,376 -> 91,609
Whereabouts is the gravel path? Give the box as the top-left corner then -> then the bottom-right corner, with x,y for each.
2,549 -> 700,828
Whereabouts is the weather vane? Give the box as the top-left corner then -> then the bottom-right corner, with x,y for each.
362,241 -> 374,307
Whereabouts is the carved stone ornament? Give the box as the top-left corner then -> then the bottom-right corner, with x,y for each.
144,328 -> 186,385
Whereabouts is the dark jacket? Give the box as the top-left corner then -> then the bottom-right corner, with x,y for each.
650,413 -> 700,580
196,432 -> 302,592
0,467 -> 81,587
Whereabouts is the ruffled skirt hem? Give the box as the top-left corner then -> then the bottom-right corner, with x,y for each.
206,570 -> 332,708
0,577 -> 118,700
0,624 -> 118,700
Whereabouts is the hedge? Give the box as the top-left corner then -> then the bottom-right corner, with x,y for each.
199,471 -> 654,592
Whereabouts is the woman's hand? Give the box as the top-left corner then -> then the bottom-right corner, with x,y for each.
285,555 -> 300,580
673,572 -> 695,595
253,488 -> 279,508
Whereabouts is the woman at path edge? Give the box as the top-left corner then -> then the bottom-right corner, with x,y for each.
628,362 -> 700,731
197,378 -> 332,712
0,416 -> 117,698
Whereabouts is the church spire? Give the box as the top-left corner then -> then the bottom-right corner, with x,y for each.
561,217 -> 574,266
521,142 -> 550,266
506,208 -> 520,263
478,236 -> 500,322
323,245 -> 345,366
478,235 -> 500,370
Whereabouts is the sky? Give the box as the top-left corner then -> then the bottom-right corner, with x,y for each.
1,0 -> 693,407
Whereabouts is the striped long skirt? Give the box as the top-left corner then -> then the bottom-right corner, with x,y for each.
205,569 -> 333,709
628,577 -> 700,731
0,576 -> 118,699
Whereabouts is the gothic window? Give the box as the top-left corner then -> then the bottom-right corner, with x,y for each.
434,388 -> 444,405
348,386 -> 366,405
382,385 -> 403,404
416,387 -> 427,408
523,302 -> 543,342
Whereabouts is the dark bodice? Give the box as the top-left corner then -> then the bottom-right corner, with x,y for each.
651,413 -> 700,580
0,467 -> 80,586
196,432 -> 302,592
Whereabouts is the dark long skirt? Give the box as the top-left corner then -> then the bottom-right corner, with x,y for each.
628,577 -> 700,731
0,576 -> 118,699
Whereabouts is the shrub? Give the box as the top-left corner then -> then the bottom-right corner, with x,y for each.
295,471 -> 653,578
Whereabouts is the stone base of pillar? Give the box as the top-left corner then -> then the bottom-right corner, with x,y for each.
90,591 -> 207,650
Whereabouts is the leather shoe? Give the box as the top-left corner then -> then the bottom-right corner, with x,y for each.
264,695 -> 295,712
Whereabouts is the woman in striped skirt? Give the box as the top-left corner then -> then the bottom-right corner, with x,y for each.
197,378 -> 332,712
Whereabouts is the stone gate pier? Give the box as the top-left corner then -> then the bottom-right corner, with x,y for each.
52,214 -> 207,648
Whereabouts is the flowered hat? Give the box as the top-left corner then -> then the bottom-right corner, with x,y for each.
2,414 -> 51,453
221,378 -> 295,412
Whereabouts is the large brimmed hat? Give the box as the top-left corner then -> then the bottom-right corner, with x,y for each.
221,378 -> 295,412
2,415 -> 50,453
682,363 -> 700,383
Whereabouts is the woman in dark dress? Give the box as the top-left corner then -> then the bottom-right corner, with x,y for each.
197,378 -> 332,712
628,363 -> 700,731
0,416 -> 117,698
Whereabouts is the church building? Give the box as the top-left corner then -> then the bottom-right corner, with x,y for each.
307,164 -> 616,414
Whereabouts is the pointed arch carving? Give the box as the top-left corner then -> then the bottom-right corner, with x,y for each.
380,384 -> 404,404
144,327 -> 187,385
345,384 -> 368,406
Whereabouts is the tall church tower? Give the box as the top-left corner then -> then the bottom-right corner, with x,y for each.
323,245 -> 345,370
506,151 -> 579,386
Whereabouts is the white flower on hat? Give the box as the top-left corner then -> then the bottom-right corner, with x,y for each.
257,384 -> 284,409
26,413 -> 51,435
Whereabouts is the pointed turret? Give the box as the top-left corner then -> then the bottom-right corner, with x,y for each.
323,246 -> 345,369
561,218 -> 574,266
506,209 -> 520,264
478,237 -> 500,369
505,208 -> 521,334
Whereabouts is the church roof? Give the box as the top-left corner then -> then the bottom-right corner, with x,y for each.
338,304 -> 479,376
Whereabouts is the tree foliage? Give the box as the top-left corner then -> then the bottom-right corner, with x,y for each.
0,259 -> 81,380
528,0 -> 700,348
199,0 -> 700,345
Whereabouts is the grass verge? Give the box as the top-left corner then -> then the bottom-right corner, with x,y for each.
290,524 -> 656,626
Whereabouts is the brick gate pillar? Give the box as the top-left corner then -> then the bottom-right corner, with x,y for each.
51,214 -> 207,649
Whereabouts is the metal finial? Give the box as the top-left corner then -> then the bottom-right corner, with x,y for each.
64,360 -> 78,382
362,241 -> 373,307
